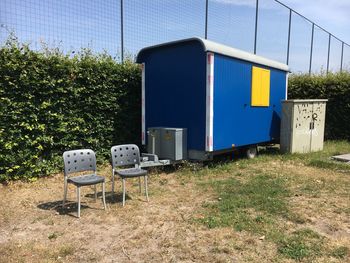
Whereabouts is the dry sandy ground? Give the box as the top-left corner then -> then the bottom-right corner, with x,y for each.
0,168 -> 241,263
0,161 -> 349,263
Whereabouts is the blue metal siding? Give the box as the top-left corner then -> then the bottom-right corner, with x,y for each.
213,54 -> 286,150
140,42 -> 207,151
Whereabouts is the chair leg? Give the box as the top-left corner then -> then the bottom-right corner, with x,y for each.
77,186 -> 81,218
63,179 -> 68,207
139,177 -> 142,193
102,182 -> 106,210
144,175 -> 149,202
122,178 -> 126,207
94,184 -> 97,202
111,170 -> 115,195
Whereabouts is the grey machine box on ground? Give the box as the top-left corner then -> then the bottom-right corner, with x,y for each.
147,127 -> 187,161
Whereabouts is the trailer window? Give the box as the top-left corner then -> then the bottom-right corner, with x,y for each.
251,66 -> 270,107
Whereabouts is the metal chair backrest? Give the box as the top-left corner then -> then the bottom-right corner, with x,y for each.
111,144 -> 140,168
63,149 -> 96,177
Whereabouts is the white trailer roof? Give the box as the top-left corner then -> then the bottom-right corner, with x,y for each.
136,37 -> 290,72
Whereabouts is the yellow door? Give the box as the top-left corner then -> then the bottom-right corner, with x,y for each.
251,66 -> 270,107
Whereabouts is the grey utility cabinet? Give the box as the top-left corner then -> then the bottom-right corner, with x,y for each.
280,99 -> 328,153
147,127 -> 187,161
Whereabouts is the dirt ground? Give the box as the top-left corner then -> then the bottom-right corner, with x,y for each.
0,159 -> 349,263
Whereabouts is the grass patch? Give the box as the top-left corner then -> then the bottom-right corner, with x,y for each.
308,159 -> 350,173
198,173 -> 328,260
277,228 -> 324,260
197,141 -> 350,261
180,141 -> 350,183
199,173 -> 296,234
0,242 -> 76,262
329,246 -> 349,259
280,140 -> 350,171
58,245 -> 75,257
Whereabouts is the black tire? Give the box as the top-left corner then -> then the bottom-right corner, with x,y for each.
246,146 -> 258,159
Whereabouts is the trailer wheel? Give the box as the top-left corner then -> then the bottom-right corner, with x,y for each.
245,146 -> 258,159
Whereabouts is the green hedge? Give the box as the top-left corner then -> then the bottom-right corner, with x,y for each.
288,72 -> 350,141
1,40 -> 349,182
0,42 -> 141,181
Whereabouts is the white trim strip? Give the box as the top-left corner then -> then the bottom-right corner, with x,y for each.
285,73 -> 289,100
141,63 -> 146,145
206,53 -> 214,152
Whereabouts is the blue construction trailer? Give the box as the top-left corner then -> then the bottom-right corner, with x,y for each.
136,37 -> 289,160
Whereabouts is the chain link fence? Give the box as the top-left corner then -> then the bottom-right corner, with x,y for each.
1,0 -> 349,73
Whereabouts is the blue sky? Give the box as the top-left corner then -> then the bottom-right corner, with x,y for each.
1,0 -> 349,72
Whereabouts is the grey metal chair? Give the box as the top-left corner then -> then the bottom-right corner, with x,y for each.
111,144 -> 149,206
63,149 -> 106,218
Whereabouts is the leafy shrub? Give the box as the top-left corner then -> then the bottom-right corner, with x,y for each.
0,41 -> 141,181
288,72 -> 350,140
1,39 -> 349,182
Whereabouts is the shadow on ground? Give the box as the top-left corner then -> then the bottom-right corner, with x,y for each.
37,191 -> 132,217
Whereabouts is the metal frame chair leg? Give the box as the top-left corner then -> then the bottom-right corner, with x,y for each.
139,177 -> 142,193
111,169 -> 115,195
77,186 -> 81,218
122,178 -> 126,207
94,185 -> 97,202
102,182 -> 106,209
144,175 -> 149,202
63,178 -> 68,207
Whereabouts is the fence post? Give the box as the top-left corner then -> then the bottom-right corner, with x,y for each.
205,0 -> 208,39
120,0 -> 124,63
326,33 -> 331,73
340,42 -> 344,72
309,23 -> 314,75
254,0 -> 259,54
286,9 -> 292,65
